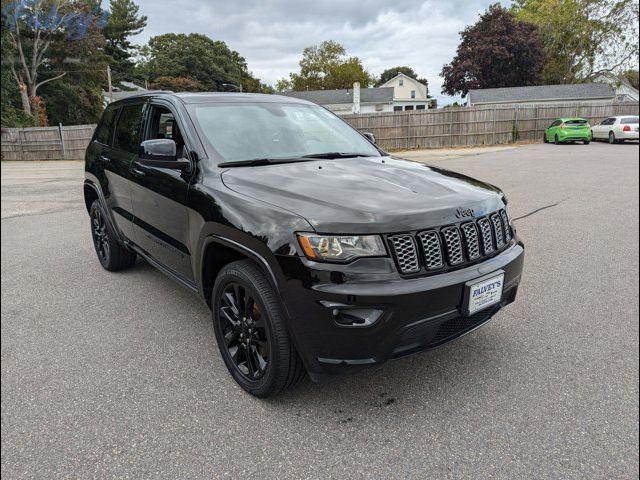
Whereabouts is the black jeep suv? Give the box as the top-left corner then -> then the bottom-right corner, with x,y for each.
84,92 -> 524,397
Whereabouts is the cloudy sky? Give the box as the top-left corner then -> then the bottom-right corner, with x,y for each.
133,0 -> 498,105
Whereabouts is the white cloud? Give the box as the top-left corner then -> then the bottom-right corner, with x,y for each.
133,0 -> 495,104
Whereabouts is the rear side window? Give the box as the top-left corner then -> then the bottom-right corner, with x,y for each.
94,108 -> 118,145
113,104 -> 144,154
621,117 -> 639,124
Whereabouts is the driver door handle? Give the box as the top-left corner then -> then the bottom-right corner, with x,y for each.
131,161 -> 146,177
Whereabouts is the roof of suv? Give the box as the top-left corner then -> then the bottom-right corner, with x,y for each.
110,91 -> 314,106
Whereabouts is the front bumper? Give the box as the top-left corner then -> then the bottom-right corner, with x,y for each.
278,240 -> 525,380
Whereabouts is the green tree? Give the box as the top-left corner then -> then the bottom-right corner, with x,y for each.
376,66 -> 429,88
137,33 -> 266,92
38,1 -> 108,125
513,0 -> 639,83
441,4 -> 545,96
277,40 -> 374,91
103,0 -> 147,85
621,69 -> 639,90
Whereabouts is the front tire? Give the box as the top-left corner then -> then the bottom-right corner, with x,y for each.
609,131 -> 617,144
89,200 -> 136,271
212,260 -> 305,397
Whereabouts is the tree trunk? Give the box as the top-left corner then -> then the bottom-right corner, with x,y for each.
19,83 -> 31,115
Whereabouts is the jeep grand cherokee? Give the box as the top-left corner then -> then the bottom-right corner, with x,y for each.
84,92 -> 524,397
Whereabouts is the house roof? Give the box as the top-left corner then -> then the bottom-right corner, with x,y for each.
379,72 -> 427,89
468,83 -> 616,105
282,87 -> 394,105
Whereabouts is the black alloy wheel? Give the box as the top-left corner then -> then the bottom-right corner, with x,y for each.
212,260 -> 305,397
89,200 -> 136,271
218,282 -> 270,380
91,205 -> 111,265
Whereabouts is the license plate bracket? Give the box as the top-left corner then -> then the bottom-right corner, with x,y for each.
462,270 -> 505,316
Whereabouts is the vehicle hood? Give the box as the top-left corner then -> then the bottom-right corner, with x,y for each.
221,156 -> 506,233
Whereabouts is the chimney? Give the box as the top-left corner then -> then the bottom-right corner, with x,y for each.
352,82 -> 360,114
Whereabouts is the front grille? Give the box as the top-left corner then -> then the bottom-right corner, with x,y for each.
388,209 -> 513,275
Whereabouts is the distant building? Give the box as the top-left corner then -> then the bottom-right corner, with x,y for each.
378,73 -> 433,111
592,73 -> 639,102
282,75 -> 434,116
282,85 -> 394,115
467,83 -> 618,107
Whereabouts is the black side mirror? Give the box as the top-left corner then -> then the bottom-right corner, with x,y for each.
138,139 -> 191,172
140,139 -> 177,160
363,132 -> 376,144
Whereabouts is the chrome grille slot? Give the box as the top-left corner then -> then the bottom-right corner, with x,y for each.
417,231 -> 444,270
460,222 -> 481,260
491,213 -> 505,249
499,209 -> 512,242
477,217 -> 494,255
441,226 -> 464,265
389,235 -> 420,274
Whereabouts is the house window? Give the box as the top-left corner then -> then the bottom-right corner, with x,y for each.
416,105 -> 426,110
393,106 -> 403,111
411,90 -> 416,99
399,79 -> 404,86
375,104 -> 384,111
404,105 -> 414,111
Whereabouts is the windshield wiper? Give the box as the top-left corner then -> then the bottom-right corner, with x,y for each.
218,157 -> 312,167
301,152 -> 378,159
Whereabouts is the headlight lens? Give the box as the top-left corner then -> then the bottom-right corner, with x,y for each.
297,233 -> 387,262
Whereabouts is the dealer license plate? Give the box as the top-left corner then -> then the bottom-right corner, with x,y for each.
464,272 -> 504,315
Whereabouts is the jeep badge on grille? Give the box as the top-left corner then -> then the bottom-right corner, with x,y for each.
455,207 -> 475,219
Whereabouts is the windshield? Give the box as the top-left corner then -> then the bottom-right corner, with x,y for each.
189,102 -> 380,162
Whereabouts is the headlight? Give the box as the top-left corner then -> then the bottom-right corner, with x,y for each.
297,233 -> 387,262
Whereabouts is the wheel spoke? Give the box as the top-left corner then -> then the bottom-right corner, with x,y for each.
220,305 -> 240,327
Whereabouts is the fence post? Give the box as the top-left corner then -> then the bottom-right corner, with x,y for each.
58,123 -> 65,159
492,107 -> 497,144
449,110 -> 454,148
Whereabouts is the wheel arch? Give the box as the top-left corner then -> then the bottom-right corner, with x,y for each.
200,236 -> 284,309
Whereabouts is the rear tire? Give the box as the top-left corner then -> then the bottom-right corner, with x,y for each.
554,134 -> 561,145
89,200 -> 136,271
583,139 -> 590,145
212,260 -> 305,397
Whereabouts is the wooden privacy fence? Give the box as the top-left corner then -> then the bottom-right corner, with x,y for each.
343,101 -> 640,150
1,101 -> 639,160
1,124 -> 96,161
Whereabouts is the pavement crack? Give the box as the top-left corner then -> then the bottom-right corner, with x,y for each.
513,201 -> 562,222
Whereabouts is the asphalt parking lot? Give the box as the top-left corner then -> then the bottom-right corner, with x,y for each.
2,142 -> 638,479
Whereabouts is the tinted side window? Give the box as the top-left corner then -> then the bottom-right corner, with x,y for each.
113,104 -> 144,154
94,107 -> 118,145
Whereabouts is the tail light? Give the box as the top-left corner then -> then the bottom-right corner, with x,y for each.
559,122 -> 566,129
623,125 -> 631,132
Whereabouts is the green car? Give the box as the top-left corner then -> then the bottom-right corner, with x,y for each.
544,117 -> 591,145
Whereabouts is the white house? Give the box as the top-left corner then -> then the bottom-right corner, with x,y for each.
378,73 -> 432,111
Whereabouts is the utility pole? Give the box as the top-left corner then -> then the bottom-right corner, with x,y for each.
106,65 -> 113,103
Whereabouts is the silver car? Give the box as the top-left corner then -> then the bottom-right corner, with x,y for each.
590,115 -> 639,143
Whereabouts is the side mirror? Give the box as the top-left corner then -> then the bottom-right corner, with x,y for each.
363,132 -> 376,144
140,139 -> 177,160
138,139 -> 191,173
